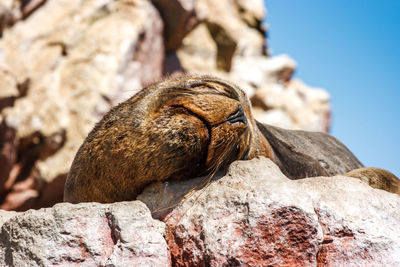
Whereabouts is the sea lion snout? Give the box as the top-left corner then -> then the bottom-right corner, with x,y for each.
227,105 -> 247,125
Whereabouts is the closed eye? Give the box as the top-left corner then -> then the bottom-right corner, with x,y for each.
186,80 -> 239,100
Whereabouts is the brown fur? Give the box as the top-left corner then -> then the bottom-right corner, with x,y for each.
64,75 -> 273,203
346,167 -> 400,194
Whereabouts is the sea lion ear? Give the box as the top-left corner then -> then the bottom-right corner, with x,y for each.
345,167 -> 400,195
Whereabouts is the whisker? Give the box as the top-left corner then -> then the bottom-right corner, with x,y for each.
154,132 -> 243,227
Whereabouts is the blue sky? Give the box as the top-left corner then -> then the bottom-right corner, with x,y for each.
264,0 -> 400,176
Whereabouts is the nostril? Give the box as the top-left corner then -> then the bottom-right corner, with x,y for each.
227,105 -> 247,124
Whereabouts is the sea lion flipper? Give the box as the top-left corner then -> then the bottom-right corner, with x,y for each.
256,121 -> 364,179
345,167 -> 400,195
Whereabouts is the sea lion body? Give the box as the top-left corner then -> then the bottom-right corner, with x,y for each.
345,167 -> 400,194
257,122 -> 363,179
64,75 -> 398,203
64,75 -> 272,203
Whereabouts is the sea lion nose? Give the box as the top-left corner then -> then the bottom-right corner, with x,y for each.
227,105 -> 247,124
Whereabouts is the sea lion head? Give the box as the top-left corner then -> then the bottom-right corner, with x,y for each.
151,76 -> 256,173
64,75 -> 271,203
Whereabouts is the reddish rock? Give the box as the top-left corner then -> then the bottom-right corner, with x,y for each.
0,159 -> 399,265
138,158 -> 400,266
0,201 -> 170,266
167,206 -> 320,266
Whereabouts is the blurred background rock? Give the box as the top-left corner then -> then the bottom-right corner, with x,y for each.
0,0 -> 331,211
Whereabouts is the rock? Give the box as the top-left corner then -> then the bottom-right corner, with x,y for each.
0,117 -> 17,199
253,108 -> 294,129
152,0 -> 199,52
195,0 -> 266,58
235,0 -> 265,28
231,54 -> 297,85
0,1 -> 18,36
253,79 -> 331,132
0,67 -> 18,100
0,0 -> 333,211
174,0 -> 266,72
138,158 -> 400,266
0,0 -> 164,210
0,209 -> 18,228
1,159 -> 398,266
0,66 -> 28,111
176,23 -> 218,73
0,0 -> 47,31
0,201 -> 170,266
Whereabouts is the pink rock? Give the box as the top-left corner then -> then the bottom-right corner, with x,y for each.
138,158 -> 400,266
0,201 -> 170,266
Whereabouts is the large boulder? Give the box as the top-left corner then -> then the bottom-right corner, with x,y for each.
0,0 -> 164,210
139,158 -> 400,266
0,201 -> 169,266
0,158 -> 399,265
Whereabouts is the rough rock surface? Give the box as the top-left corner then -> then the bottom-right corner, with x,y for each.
0,201 -> 169,266
1,158 -> 398,266
0,1 -> 397,266
0,0 -> 331,210
139,158 -> 400,266
0,0 -> 164,210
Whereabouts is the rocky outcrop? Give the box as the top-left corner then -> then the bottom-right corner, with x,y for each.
0,1 -> 397,265
0,201 -> 169,266
0,158 -> 399,266
0,0 -> 164,210
0,0 -> 330,211
140,158 -> 400,266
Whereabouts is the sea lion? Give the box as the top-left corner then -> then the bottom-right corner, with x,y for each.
345,167 -> 400,194
64,75 -> 273,203
64,75 -> 398,203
